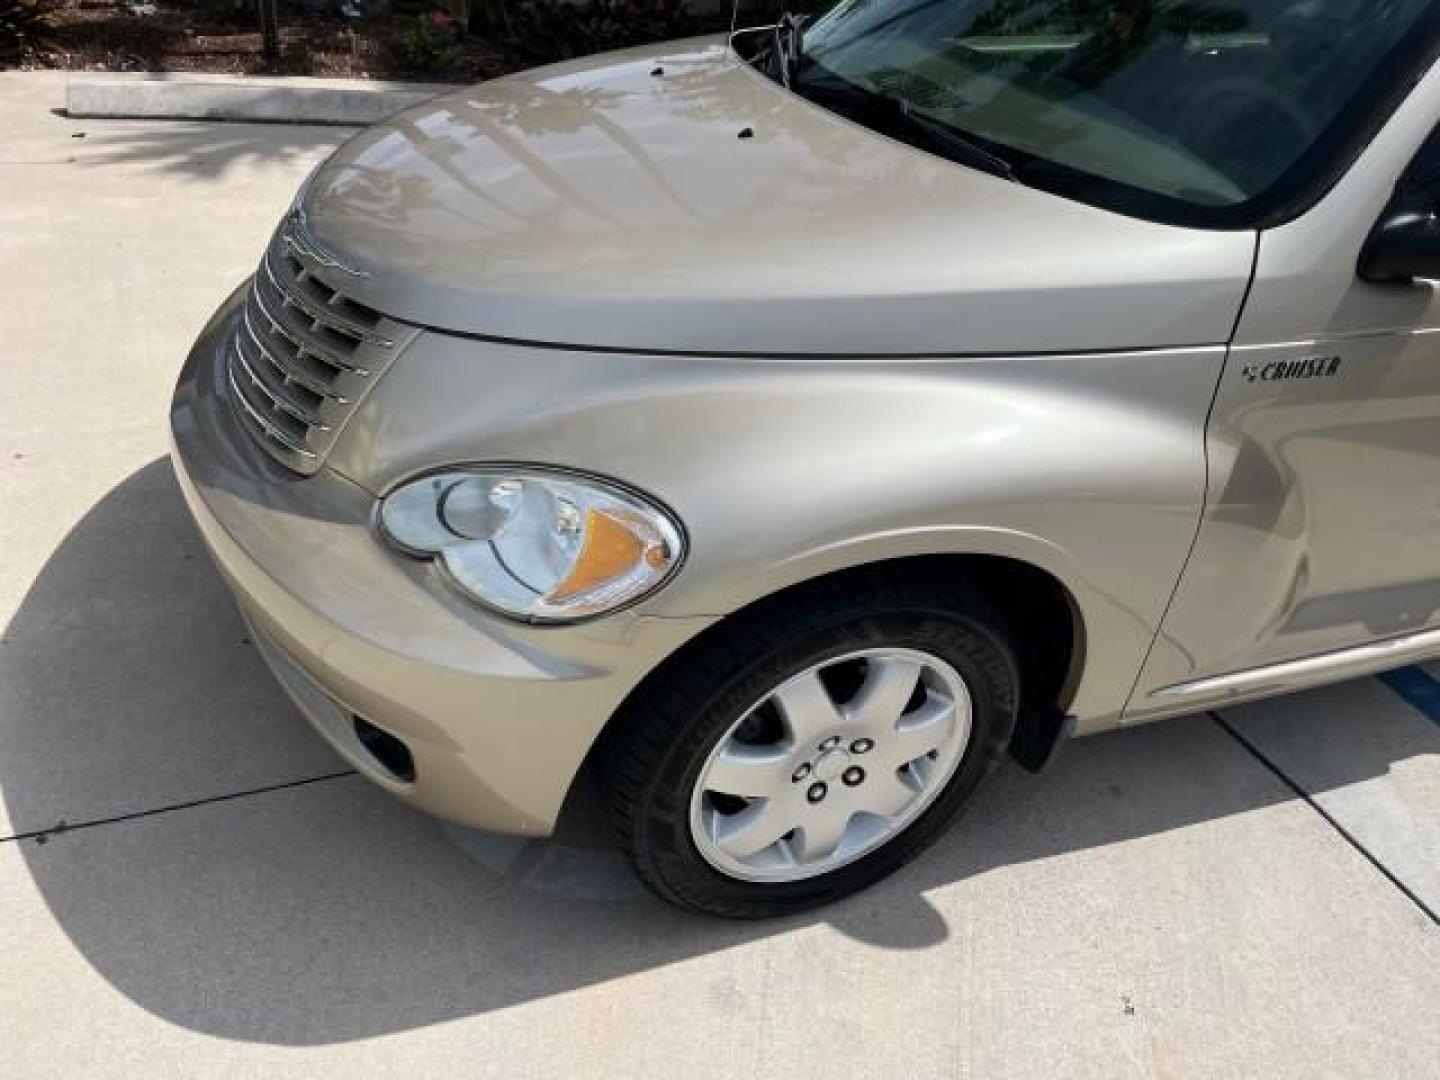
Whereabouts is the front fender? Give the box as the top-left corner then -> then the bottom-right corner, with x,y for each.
327,335 -> 1226,731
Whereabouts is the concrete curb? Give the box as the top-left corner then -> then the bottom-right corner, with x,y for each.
65,72 -> 464,126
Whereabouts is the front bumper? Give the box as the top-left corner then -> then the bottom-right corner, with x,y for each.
168,288 -> 715,835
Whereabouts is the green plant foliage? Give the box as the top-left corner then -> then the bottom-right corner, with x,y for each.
397,9 -> 464,73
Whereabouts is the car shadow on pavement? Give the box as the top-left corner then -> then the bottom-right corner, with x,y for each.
3,459 -> 1436,1045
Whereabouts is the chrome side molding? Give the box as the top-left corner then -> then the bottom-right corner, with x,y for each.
1152,624 -> 1440,703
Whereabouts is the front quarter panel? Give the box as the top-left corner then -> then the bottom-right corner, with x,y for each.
325,336 -> 1226,731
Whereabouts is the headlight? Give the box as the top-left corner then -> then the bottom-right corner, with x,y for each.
379,468 -> 685,623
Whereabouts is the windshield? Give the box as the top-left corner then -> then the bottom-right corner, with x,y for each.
746,0 -> 1440,227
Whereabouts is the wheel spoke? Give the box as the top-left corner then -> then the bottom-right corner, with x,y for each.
847,655 -> 922,731
887,694 -> 956,767
794,804 -> 852,862
864,769 -> 923,819
703,743 -> 793,799
710,799 -> 796,861
773,669 -> 843,746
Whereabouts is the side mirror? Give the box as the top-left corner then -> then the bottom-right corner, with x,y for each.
1359,191 -> 1440,284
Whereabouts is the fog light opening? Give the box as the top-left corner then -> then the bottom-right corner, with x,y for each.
352,715 -> 416,783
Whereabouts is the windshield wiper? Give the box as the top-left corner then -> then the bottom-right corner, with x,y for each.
893,99 -> 1019,183
795,71 -> 1020,184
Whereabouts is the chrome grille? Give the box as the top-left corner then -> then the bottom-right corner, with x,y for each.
226,234 -> 405,474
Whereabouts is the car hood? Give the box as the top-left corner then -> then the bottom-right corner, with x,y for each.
303,37 -> 1254,356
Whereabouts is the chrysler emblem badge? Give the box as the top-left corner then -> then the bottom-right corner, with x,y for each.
283,207 -> 369,278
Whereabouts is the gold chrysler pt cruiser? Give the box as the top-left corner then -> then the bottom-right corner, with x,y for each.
171,0 -> 1440,916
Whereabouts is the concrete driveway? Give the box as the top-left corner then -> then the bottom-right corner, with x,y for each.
2,71 -> 1437,1079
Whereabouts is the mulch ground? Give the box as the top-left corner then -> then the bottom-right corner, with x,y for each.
13,1 -> 573,83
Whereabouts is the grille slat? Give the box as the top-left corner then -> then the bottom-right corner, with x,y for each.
231,339 -> 331,430
226,229 -> 402,474
261,254 -> 392,349
227,366 -> 318,460
252,266 -> 371,376
240,308 -> 350,404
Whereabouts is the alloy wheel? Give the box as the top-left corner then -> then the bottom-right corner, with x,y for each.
687,647 -> 973,883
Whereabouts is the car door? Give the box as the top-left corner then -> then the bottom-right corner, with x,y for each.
1128,66 -> 1440,720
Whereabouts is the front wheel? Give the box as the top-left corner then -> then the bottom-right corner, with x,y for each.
605,577 -> 1019,917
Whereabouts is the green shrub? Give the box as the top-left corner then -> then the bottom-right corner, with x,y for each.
397,9 -> 464,73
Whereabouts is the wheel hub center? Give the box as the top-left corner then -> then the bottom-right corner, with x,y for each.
813,747 -> 851,783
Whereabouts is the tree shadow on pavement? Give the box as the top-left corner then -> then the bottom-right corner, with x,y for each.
65,115 -> 352,180
2,459 -> 1436,1044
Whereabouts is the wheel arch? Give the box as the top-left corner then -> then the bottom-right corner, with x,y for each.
572,552 -> 1086,820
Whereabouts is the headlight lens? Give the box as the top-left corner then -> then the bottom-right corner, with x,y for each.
379,469 -> 685,622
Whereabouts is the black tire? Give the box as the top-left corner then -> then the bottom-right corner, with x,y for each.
604,571 -> 1020,918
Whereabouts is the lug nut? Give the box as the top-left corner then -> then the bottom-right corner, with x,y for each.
806,782 -> 828,804
792,763 -> 812,783
850,738 -> 874,754
818,736 -> 841,752
842,766 -> 865,787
